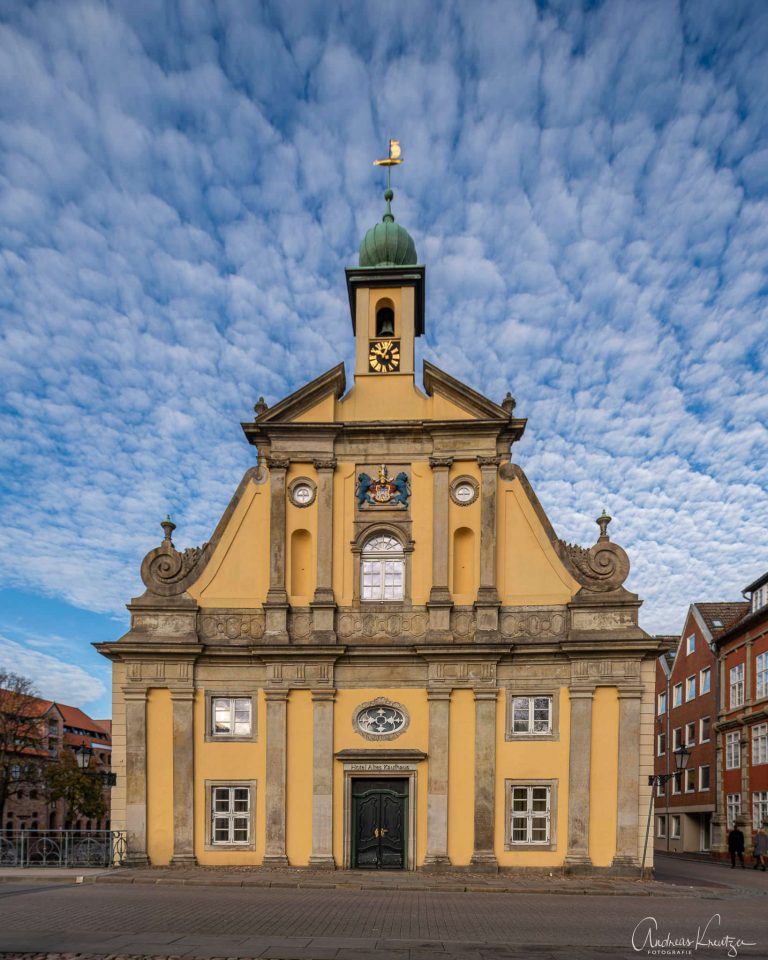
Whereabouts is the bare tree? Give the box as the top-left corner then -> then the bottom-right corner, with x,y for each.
0,670 -> 44,823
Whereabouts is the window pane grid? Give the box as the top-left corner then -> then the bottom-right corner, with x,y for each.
508,785 -> 551,844
361,538 -> 404,601
211,786 -> 251,845
511,696 -> 552,735
212,697 -> 252,737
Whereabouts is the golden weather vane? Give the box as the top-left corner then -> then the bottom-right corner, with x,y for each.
373,139 -> 403,190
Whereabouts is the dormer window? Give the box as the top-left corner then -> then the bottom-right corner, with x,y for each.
375,304 -> 395,337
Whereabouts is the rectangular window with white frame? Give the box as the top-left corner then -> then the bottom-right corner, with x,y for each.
505,780 -> 556,849
753,791 -> 768,832
205,782 -> 256,849
671,814 -> 681,839
700,667 -> 711,694
685,768 -> 696,793
685,722 -> 696,747
699,765 -> 710,791
730,663 -> 745,709
756,652 -> 768,700
505,691 -> 559,741
752,723 -> 768,766
206,695 -> 256,742
686,676 -> 696,701
672,772 -> 681,795
699,716 -> 710,743
657,732 -> 666,756
657,691 -> 667,715
656,778 -> 666,798
725,731 -> 740,770
657,815 -> 667,838
686,634 -> 695,655
673,683 -> 682,707
726,793 -> 741,828
673,727 -> 682,751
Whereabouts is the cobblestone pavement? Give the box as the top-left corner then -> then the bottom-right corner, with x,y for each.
0,880 -> 765,960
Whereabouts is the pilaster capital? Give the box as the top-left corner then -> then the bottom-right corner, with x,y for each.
427,688 -> 452,702
429,456 -> 454,471
122,686 -> 149,702
169,688 -> 196,702
568,686 -> 596,700
616,686 -> 644,700
473,688 -> 499,702
311,688 -> 337,703
265,455 -> 290,472
313,458 -> 337,472
264,688 -> 290,703
477,455 -> 501,469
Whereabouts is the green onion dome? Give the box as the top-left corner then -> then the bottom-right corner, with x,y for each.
359,188 -> 417,267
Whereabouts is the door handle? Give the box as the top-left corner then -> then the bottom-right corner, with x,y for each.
373,827 -> 389,838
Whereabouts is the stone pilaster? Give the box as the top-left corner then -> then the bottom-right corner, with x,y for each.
170,688 -> 197,865
474,456 -> 500,638
311,459 -> 337,642
564,688 -> 594,872
424,689 -> 451,869
470,688 -> 498,870
427,456 -> 453,638
740,726 -> 752,849
611,687 -> 642,871
308,688 -> 335,868
711,728 -> 727,854
123,687 -> 150,866
264,455 -> 290,639
745,639 -> 753,705
263,688 -> 290,865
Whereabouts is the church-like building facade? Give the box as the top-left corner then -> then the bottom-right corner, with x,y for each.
99,186 -> 661,873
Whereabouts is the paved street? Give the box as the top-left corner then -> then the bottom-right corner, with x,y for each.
0,859 -> 766,960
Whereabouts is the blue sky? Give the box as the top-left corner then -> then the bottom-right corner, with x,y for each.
1,0 -> 767,719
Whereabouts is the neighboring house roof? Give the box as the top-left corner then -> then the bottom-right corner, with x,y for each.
0,690 -> 111,758
743,570 -> 768,594
694,602 -> 749,638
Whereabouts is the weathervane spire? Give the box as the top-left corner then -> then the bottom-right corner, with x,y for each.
373,139 -> 403,220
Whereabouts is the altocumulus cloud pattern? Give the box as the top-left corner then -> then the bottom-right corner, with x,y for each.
0,0 -> 767,703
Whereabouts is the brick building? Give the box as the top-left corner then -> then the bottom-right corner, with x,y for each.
654,603 -> 746,854
1,693 -> 112,834
712,571 -> 768,857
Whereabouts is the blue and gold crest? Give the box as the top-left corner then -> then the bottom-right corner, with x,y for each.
356,465 -> 410,509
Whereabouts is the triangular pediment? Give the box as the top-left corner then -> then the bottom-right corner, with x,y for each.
422,360 -> 516,422
250,363 -> 346,424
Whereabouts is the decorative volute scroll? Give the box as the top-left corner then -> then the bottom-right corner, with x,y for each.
556,510 -> 630,594
140,516 -> 210,598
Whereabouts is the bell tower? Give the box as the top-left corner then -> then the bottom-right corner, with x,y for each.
345,144 -> 424,383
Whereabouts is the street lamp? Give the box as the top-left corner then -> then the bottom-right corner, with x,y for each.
641,745 -> 691,878
73,740 -> 117,787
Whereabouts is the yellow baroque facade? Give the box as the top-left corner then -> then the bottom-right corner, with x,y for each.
98,191 -> 662,874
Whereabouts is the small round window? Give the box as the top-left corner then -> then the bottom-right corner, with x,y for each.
354,698 -> 409,741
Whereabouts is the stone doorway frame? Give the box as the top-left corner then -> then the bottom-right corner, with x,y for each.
336,748 -> 426,871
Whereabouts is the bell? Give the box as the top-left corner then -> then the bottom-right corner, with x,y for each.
376,307 -> 395,337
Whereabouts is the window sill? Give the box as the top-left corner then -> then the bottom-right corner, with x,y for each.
204,734 -> 258,743
505,733 -> 559,742
504,843 -> 557,852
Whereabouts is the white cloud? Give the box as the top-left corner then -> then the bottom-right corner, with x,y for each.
0,0 -> 766,641
0,636 -> 106,707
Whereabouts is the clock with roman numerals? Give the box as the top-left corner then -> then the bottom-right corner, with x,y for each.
368,339 -> 400,373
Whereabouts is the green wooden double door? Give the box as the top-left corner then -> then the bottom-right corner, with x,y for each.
351,778 -> 408,870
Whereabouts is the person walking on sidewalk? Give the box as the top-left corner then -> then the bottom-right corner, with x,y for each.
753,826 -> 768,871
728,825 -> 745,868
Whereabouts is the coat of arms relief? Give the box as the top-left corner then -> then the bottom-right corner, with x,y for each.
356,464 -> 410,509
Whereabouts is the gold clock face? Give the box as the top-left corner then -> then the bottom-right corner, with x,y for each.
368,339 -> 400,373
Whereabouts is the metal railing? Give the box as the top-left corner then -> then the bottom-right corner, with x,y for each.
0,829 -> 127,868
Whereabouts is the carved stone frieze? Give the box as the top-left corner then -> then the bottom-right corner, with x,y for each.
198,611 -> 266,642
570,608 -> 636,632
450,609 -> 476,639
336,609 -> 428,641
288,610 -> 312,641
570,659 -> 643,683
266,661 -> 333,687
428,660 -> 496,687
132,613 -> 196,637
499,607 -> 567,639
124,660 -> 193,683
